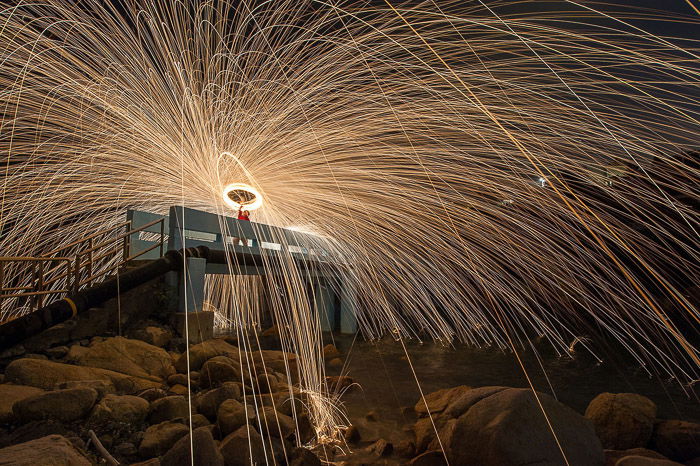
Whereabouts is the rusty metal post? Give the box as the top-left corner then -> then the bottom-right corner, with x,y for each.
37,261 -> 44,309
159,219 -> 165,257
74,254 -> 81,293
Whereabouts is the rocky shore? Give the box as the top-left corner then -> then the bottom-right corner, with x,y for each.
0,320 -> 320,465
0,301 -> 697,465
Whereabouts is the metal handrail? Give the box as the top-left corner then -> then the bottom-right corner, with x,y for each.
0,257 -> 73,310
1,216 -> 166,314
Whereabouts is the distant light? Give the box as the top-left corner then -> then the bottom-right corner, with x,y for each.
537,176 -> 547,187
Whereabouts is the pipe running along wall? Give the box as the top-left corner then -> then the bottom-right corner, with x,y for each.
0,245 -> 338,349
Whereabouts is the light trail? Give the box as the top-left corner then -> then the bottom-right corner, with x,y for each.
0,0 -> 698,447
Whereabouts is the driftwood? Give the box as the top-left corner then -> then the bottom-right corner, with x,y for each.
88,429 -> 120,466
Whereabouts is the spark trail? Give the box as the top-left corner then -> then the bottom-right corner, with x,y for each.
0,0 -> 698,442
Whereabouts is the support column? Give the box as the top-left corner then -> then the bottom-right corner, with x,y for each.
340,282 -> 358,334
314,281 -> 335,332
174,257 -> 213,343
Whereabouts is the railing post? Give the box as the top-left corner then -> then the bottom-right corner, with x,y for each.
160,219 -> 165,257
123,225 -> 130,263
74,254 -> 81,293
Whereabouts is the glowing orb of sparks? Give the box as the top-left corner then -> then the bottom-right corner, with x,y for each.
222,183 -> 263,211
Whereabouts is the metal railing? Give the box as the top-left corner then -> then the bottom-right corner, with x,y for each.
0,217 -> 166,315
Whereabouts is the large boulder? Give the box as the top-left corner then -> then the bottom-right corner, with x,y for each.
0,435 -> 91,465
605,448 -> 669,466
220,425 -> 266,466
200,356 -> 241,388
615,456 -> 683,465
89,394 -> 149,425
258,406 -> 295,439
650,420 -> 700,462
130,326 -> 173,348
447,387 -> 604,466
4,358 -> 161,393
160,426 -> 224,466
13,388 -> 98,423
415,385 -> 473,417
443,386 -> 507,418
217,399 -> 255,436
73,336 -> 174,381
139,420 -> 189,457
585,393 -> 657,450
148,396 -> 189,424
0,384 -> 44,423
251,350 -> 297,375
174,339 -> 240,373
195,382 -> 242,420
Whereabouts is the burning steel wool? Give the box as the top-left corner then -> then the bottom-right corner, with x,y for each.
0,0 -> 698,450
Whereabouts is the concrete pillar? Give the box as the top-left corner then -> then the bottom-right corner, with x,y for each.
178,257 -> 206,313
340,282 -> 358,334
314,282 -> 335,332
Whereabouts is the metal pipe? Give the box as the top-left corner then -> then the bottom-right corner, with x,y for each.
0,248 -> 196,349
0,244 -> 337,349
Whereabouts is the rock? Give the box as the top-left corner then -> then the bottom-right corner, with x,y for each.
0,434 -> 91,465
89,393 -> 149,425
257,373 -> 278,393
0,384 -> 44,423
0,345 -> 26,359
605,448 -> 668,466
220,425 -> 266,466
258,406 -> 295,439
161,426 -> 224,466
22,353 -> 48,360
323,344 -> 341,360
443,386 -> 507,418
169,384 -> 189,396
45,346 -> 69,359
4,358 -> 160,392
191,413 -> 210,428
114,441 -> 137,456
289,446 -> 322,466
366,438 -> 392,457
328,358 -> 343,369
138,388 -> 168,402
650,420 -> 700,462
217,399 -> 254,436
54,380 -> 114,399
410,451 -> 448,466
344,425 -> 360,443
585,393 -> 657,450
251,350 -> 297,376
131,460 -> 161,466
428,418 -> 456,451
131,326 -> 173,348
200,356 -> 240,388
73,336 -> 175,381
139,421 -> 189,457
447,387 -> 604,466
396,439 -> 416,457
414,416 -> 449,453
148,396 -> 189,424
615,456 -> 683,465
174,339 -> 240,373
6,420 -> 69,445
195,382 -> 241,420
167,374 -> 189,386
418,385 -> 476,417
13,388 -> 97,423
365,410 -> 377,421
326,375 -> 353,392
